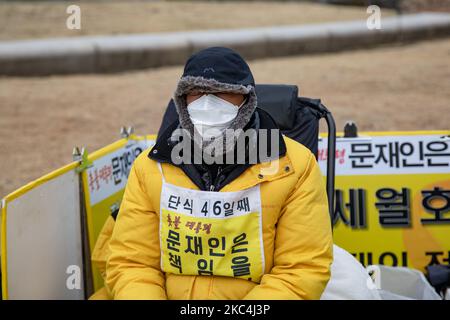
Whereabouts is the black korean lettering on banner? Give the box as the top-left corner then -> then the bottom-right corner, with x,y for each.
236,197 -> 250,212
231,256 -> 251,278
168,195 -> 181,210
183,198 -> 193,214
169,252 -> 182,273
111,146 -> 142,185
374,143 -> 388,166
354,139 -> 449,170
111,157 -> 122,185
421,187 -> 450,224
388,142 -> 400,168
399,142 -> 424,167
230,233 -> 251,280
424,141 -> 450,167
224,201 -> 235,216
232,233 -> 249,253
349,143 -> 374,168
208,237 -> 226,257
352,251 -> 408,267
132,146 -> 143,159
197,259 -> 214,275
381,141 -> 428,168
121,150 -> 132,178
375,188 -> 411,227
379,252 -> 401,266
425,251 -> 450,266
333,189 -> 367,229
185,235 -> 203,255
167,230 -> 181,252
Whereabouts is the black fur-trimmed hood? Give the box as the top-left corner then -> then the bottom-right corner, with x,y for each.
173,47 -> 257,157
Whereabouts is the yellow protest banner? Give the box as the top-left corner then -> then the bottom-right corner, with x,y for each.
318,131 -> 450,272
81,134 -> 156,291
2,130 -> 447,299
159,177 -> 264,282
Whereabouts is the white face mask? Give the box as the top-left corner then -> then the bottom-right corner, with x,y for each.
187,94 -> 244,140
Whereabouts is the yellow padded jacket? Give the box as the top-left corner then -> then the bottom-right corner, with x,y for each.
103,136 -> 333,300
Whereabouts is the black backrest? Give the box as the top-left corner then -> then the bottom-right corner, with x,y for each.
254,84 -> 298,130
157,84 -> 320,157
254,84 -> 320,158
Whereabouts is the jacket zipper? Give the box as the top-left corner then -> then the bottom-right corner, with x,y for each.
209,166 -> 223,192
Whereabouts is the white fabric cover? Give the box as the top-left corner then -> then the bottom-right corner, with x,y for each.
321,245 -> 381,300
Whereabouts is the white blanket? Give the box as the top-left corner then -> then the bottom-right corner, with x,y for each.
321,245 -> 381,300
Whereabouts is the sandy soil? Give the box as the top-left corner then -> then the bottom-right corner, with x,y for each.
0,0 -> 393,40
401,0 -> 450,12
1,38 -> 449,197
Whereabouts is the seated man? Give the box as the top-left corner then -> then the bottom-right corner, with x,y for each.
103,47 -> 333,300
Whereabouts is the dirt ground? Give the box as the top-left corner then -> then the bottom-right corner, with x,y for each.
0,0 -> 393,40
401,0 -> 450,12
1,38 -> 450,197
